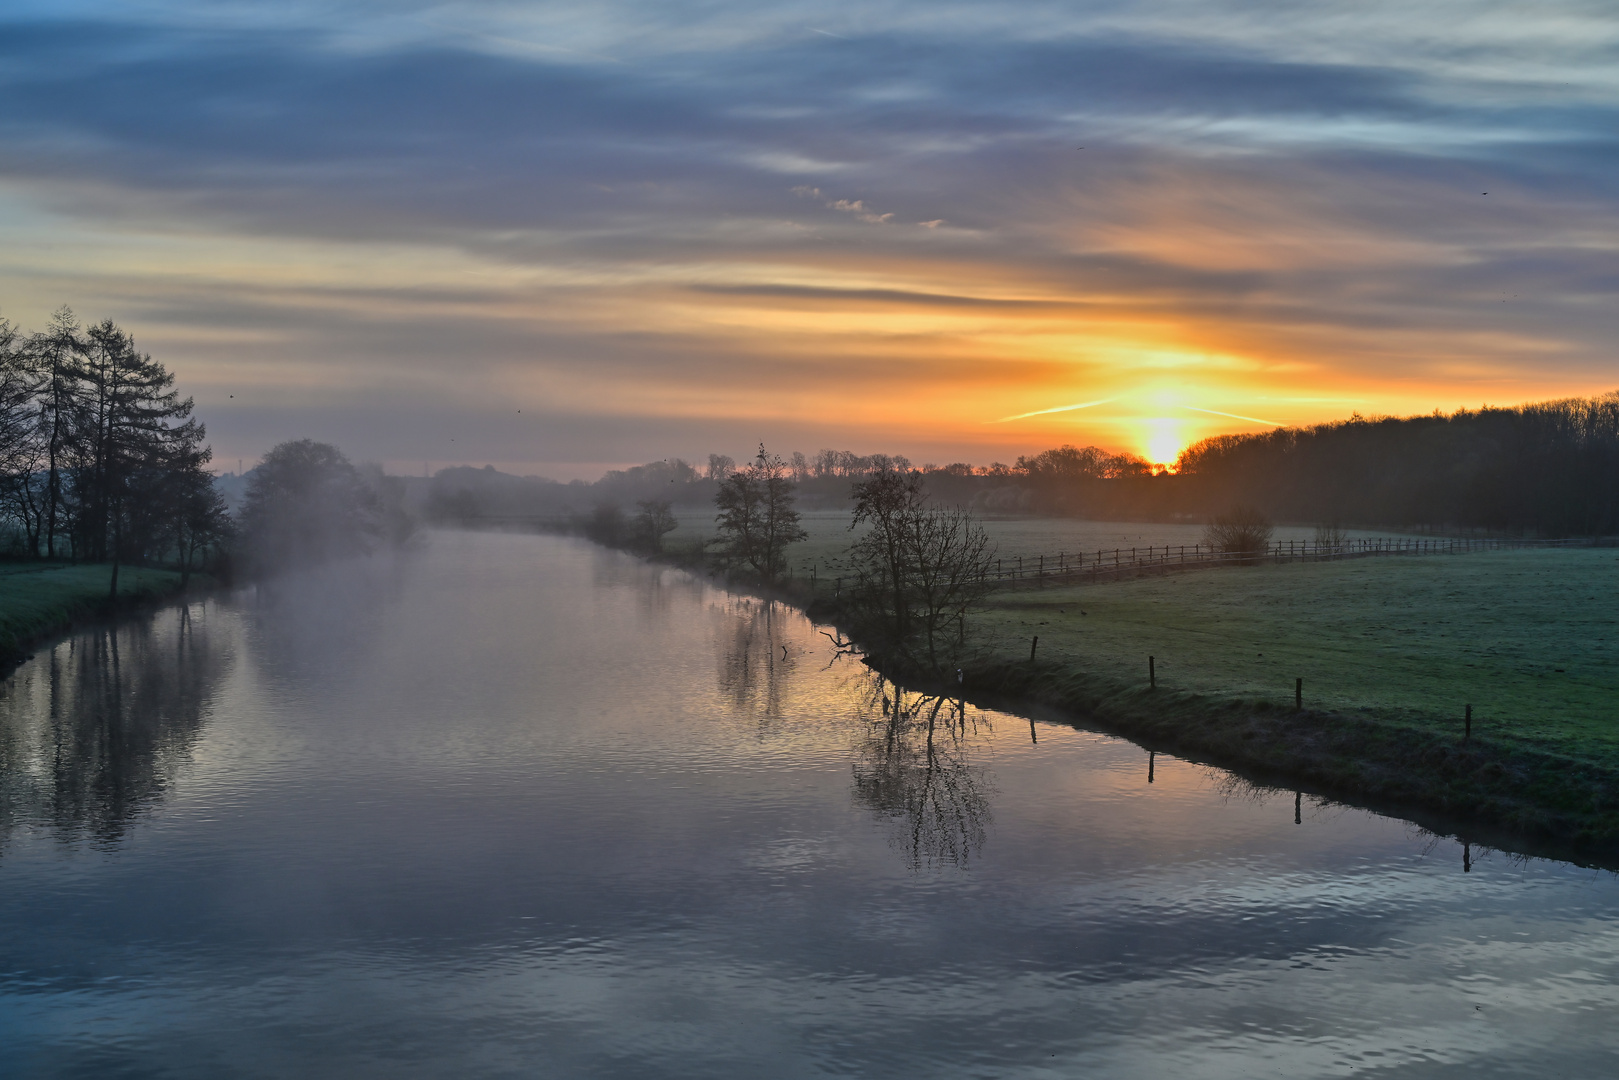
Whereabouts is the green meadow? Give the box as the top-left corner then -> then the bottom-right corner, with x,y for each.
668,507 -> 1415,581
0,562 -> 189,663
971,548 -> 1619,767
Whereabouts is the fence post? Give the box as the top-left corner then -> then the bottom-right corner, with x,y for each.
1295,678 -> 1303,710
1149,655 -> 1156,689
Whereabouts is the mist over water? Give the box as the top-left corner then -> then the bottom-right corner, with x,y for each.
1,531 -> 1617,1077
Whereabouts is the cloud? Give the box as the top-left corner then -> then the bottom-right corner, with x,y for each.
0,4 -> 1615,472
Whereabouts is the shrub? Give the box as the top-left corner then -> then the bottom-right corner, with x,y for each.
1204,505 -> 1274,563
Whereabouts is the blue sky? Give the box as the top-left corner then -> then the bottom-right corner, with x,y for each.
2,1 -> 1616,475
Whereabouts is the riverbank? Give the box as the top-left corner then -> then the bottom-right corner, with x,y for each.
574,530 -> 1619,856
831,548 -> 1619,857
0,562 -> 195,670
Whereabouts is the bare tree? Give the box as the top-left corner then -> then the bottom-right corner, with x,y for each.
704,453 -> 735,482
23,308 -> 86,558
902,506 -> 996,675
846,470 -> 996,676
0,315 -> 43,554
166,464 -> 231,586
632,499 -> 678,553
849,466 -> 928,643
712,444 -> 806,583
1313,521 -> 1347,555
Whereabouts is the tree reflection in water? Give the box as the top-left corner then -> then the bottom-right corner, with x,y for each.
718,597 -> 795,721
0,603 -> 229,848
851,676 -> 991,869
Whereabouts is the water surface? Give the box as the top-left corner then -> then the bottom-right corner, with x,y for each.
2,531 -> 1616,1077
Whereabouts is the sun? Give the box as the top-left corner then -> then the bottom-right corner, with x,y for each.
1142,418 -> 1187,469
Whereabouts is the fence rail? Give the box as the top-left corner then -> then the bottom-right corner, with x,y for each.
968,535 -> 1614,589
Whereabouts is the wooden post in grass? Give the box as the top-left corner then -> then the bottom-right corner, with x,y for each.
1295,678 -> 1303,710
1149,655 -> 1156,689
1030,636 -> 1039,663
1465,704 -> 1472,743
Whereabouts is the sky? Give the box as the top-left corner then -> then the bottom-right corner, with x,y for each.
1,1 -> 1616,478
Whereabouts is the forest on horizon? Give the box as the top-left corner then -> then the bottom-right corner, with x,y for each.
413,391 -> 1619,539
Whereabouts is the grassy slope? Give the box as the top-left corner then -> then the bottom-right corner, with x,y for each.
951,549 -> 1619,848
0,563 -> 188,663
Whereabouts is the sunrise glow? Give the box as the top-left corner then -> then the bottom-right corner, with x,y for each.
0,3 -> 1612,474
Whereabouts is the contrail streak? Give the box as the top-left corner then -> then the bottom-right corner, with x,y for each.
1180,405 -> 1284,426
991,398 -> 1113,423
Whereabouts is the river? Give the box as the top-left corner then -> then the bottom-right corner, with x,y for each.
2,530 -> 1616,1077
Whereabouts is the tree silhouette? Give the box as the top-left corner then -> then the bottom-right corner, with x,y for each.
712,444 -> 806,584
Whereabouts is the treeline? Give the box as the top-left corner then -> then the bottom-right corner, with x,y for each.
417,392 -> 1619,538
1175,395 -> 1619,535
0,308 -> 227,585
416,442 -> 1172,525
418,452 -> 929,523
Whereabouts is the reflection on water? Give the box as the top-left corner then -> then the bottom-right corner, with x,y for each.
0,605 -> 229,847
0,530 -> 1617,1078
718,597 -> 799,720
852,682 -> 989,869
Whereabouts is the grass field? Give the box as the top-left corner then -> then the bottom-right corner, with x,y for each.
972,547 -> 1619,766
668,508 -> 1417,580
0,562 -> 189,663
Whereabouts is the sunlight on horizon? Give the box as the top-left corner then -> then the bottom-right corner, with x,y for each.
1141,417 -> 1188,468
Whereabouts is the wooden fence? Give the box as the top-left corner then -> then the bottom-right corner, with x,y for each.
971,535 -> 1611,588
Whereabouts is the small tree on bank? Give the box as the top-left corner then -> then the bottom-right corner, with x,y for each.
845,469 -> 996,677
712,444 -> 806,584
632,499 -> 678,553
849,467 -> 928,643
